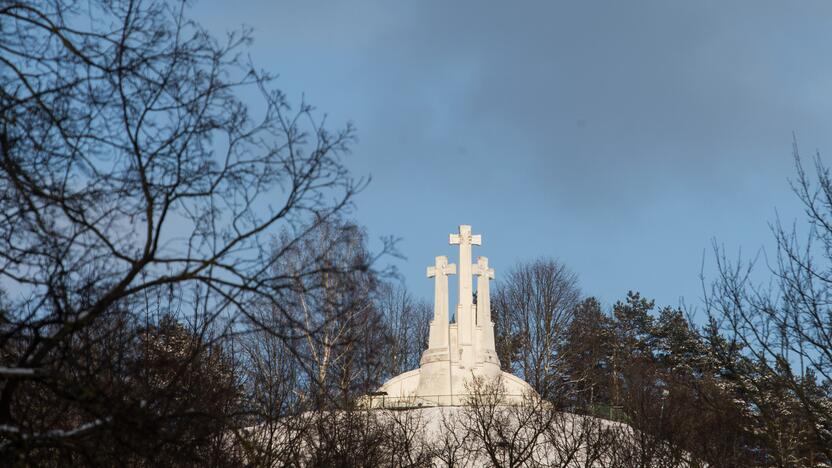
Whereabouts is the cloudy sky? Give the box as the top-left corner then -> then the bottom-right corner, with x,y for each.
196,1 -> 832,311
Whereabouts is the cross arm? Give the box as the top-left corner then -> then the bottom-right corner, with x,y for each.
449,233 -> 481,245
473,266 -> 495,279
473,257 -> 495,279
428,256 -> 455,277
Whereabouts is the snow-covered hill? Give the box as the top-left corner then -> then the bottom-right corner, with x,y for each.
237,405 -> 696,467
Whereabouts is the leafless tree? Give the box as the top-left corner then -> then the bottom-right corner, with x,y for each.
300,409 -> 391,467
377,282 -> 431,377
230,329 -> 307,466
260,219 -> 389,407
430,409 -> 476,468
0,0 -> 390,462
383,408 -> 433,467
706,143 -> 832,465
458,377 -> 554,468
544,411 -> 615,468
493,259 -> 582,402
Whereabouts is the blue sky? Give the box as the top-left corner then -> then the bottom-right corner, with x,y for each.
194,1 -> 832,312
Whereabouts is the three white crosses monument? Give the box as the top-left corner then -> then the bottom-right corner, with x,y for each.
373,225 -> 534,407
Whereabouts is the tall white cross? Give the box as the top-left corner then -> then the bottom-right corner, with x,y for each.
449,225 -> 481,311
473,256 -> 497,361
473,256 -> 495,326
427,255 -> 456,349
450,225 -> 481,368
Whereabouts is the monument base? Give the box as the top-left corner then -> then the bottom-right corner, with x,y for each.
374,348 -> 535,408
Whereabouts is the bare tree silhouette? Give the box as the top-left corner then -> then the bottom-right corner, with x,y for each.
0,0 -> 388,462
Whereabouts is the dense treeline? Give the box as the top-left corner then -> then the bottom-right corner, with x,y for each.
491,262 -> 828,467
1,1 -> 830,466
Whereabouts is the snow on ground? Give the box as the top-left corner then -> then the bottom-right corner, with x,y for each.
239,405 -> 696,467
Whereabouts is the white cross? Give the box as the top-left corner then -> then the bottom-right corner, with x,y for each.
448,225 -> 481,249
473,256 -> 494,328
427,255 -> 456,350
472,256 -> 495,280
427,255 -> 457,279
449,225 -> 480,309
